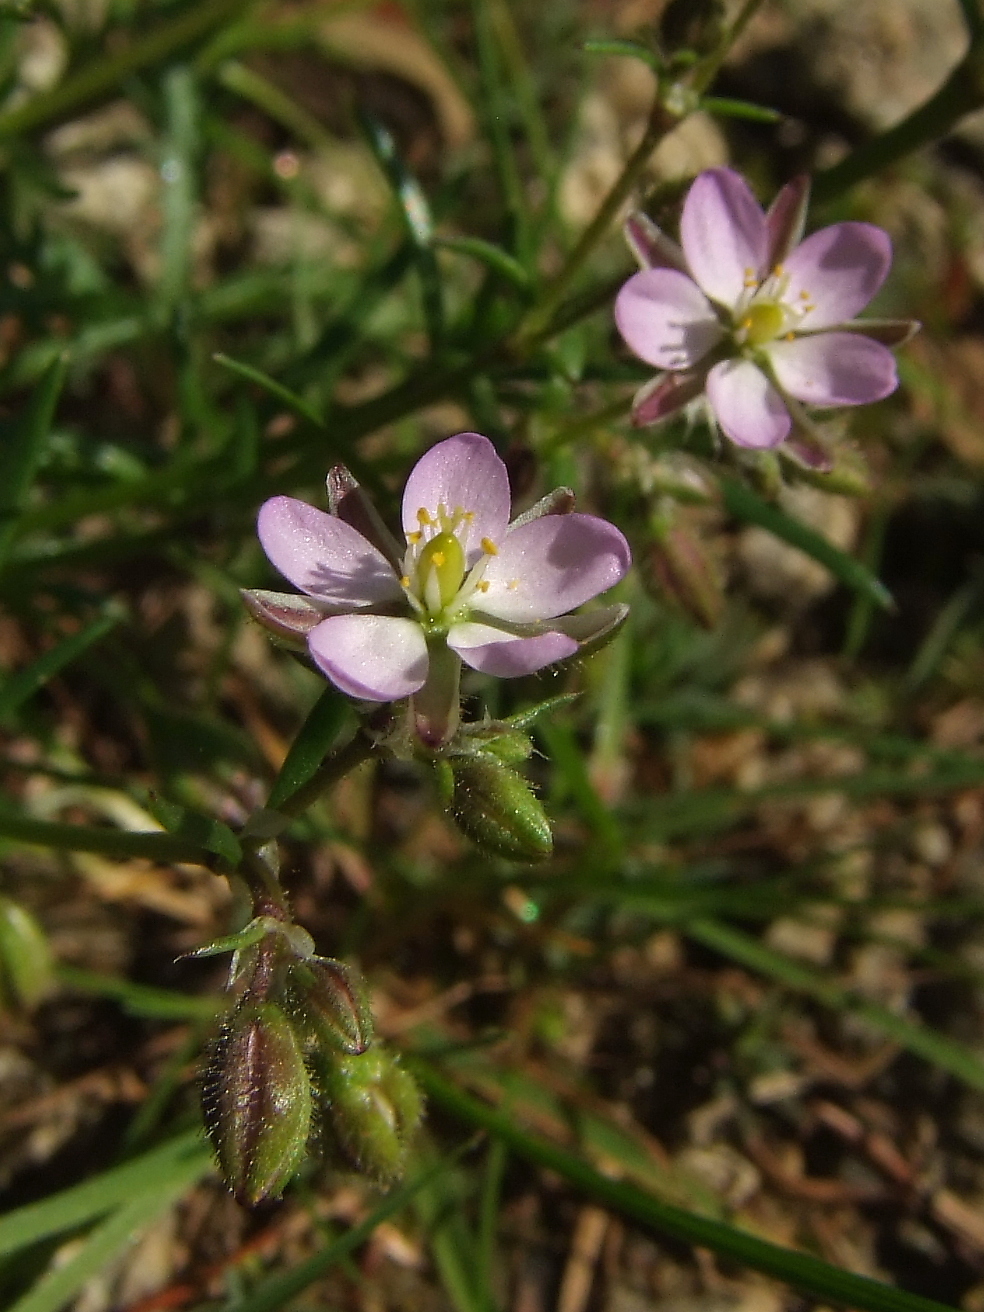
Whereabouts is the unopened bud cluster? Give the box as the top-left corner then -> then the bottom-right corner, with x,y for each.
201,909 -> 421,1206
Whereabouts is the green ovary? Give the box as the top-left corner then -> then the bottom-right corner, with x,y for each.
738,300 -> 785,347
417,531 -> 466,610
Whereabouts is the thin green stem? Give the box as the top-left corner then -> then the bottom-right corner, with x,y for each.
515,105 -> 677,346
688,0 -> 769,96
273,730 -> 375,821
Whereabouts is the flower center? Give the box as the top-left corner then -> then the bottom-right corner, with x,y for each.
417,531 -> 465,610
738,300 -> 785,347
400,504 -> 498,626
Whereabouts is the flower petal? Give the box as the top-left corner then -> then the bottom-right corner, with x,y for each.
307,615 -> 428,701
258,497 -> 402,606
765,332 -> 898,406
680,168 -> 768,308
401,432 -> 511,557
448,622 -> 578,677
615,269 -> 723,371
478,514 -> 631,623
809,317 -> 919,347
706,358 -> 790,448
781,222 -> 892,329
631,369 -> 707,425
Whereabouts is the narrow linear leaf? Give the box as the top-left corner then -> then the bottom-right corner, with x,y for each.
432,236 -> 531,289
9,1173 -> 202,1312
701,96 -> 782,122
57,965 -> 220,1020
267,687 -> 353,811
0,356 -> 67,565
0,809 -> 222,866
412,1060 -> 956,1312
0,614 -> 120,725
686,917 -> 984,1093
148,797 -> 242,871
213,353 -> 325,428
0,1132 -> 208,1258
719,475 -> 893,610
0,0 -> 245,139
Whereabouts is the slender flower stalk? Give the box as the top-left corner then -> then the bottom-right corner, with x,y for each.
615,169 -> 918,453
246,433 -> 630,746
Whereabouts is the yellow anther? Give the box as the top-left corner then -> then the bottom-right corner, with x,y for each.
476,580 -> 490,593
507,579 -> 519,591
740,316 -> 753,332
406,530 -> 421,544
400,575 -> 411,587
785,332 -> 795,341
462,511 -> 475,523
417,507 -> 432,525
481,536 -> 499,556
799,290 -> 811,300
773,263 -> 785,277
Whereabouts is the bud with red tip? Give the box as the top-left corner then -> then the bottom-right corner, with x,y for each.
202,999 -> 312,1206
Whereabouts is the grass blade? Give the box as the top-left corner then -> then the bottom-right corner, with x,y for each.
413,1060 -> 956,1312
0,356 -> 66,565
213,353 -> 326,428
685,917 -> 984,1093
0,810 -> 224,866
0,1133 -> 209,1259
0,613 -> 120,724
719,475 -> 893,610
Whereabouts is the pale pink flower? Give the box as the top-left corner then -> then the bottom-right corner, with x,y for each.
245,433 -> 630,744
615,169 -> 917,451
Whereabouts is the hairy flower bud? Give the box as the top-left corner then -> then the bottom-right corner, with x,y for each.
444,757 -> 552,862
288,957 -> 373,1056
203,1000 -> 312,1206
317,1048 -> 422,1184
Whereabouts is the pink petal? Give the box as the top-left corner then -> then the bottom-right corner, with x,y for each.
631,369 -> 707,425
401,432 -> 511,558
448,622 -> 577,676
615,269 -> 723,371
680,168 -> 768,308
623,211 -> 688,273
478,514 -> 631,623
241,589 -> 328,642
780,223 -> 891,329
765,174 -> 810,267
765,332 -> 898,406
307,614 -> 428,701
706,358 -> 790,449
258,497 -> 402,606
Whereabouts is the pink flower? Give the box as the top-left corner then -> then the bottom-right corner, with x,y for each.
245,433 -> 631,744
614,169 -> 917,450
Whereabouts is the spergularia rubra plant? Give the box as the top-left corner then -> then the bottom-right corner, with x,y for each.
245,432 -> 630,747
615,168 -> 917,451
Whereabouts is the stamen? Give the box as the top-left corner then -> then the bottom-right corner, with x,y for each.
417,508 -> 432,526
799,290 -> 811,301
406,530 -> 421,544
773,263 -> 785,277
476,581 -> 490,593
507,579 -> 519,591
481,537 -> 498,556
785,332 -> 795,341
400,575 -> 411,587
462,511 -> 475,523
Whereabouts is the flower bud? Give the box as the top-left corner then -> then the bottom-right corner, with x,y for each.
645,520 -> 724,630
203,1000 -> 312,1206
445,757 -> 552,862
317,1048 -> 422,1184
288,957 -> 373,1056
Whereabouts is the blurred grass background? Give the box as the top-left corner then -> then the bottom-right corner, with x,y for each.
5,1 -> 984,1310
